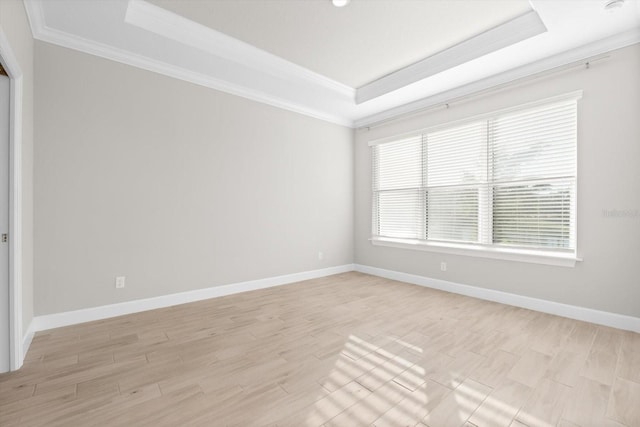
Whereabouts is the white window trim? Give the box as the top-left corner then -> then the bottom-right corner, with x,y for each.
370,237 -> 581,267
370,91 -> 583,267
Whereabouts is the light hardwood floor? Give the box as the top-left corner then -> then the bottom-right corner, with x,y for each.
1,272 -> 639,427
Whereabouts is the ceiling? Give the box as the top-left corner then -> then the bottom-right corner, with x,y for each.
148,0 -> 532,88
23,0 -> 640,128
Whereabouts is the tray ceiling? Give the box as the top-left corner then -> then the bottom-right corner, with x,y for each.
24,0 -> 640,127
149,0 -> 532,88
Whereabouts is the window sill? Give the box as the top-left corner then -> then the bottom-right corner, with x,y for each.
370,237 -> 581,267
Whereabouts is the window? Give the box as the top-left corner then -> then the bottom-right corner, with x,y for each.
371,94 -> 579,263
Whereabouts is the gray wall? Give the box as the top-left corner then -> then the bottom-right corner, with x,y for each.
355,44 -> 640,318
34,42 -> 354,315
29,36 -> 640,319
0,0 -> 34,336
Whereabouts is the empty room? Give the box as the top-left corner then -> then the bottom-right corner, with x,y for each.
1,0 -> 639,425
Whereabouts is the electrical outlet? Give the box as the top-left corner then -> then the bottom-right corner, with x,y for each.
115,276 -> 126,289
318,251 -> 324,260
440,262 -> 447,272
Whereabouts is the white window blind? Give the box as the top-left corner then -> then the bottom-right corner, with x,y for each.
491,100 -> 577,250
372,135 -> 425,239
371,95 -> 578,255
427,121 -> 487,243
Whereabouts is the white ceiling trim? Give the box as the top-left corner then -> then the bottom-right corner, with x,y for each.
22,0 -> 640,129
356,9 -> 547,104
355,28 -> 640,128
22,0 -> 44,40
23,0 -> 354,127
125,0 -> 355,99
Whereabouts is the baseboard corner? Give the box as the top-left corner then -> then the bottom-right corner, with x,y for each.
21,321 -> 35,363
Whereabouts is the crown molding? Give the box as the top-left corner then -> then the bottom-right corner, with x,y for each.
125,0 -> 355,99
22,0 -> 44,40
22,0 -> 640,130
23,0 -> 355,128
355,28 -> 640,128
356,9 -> 547,104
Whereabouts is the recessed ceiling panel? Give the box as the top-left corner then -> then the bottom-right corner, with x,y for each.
148,0 -> 532,87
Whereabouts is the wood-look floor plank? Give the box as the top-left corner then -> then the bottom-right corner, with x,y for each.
581,347 -> 619,387
0,271 -> 638,426
507,350 -> 552,388
606,377 -> 640,426
325,380 -> 407,426
515,378 -> 571,427
562,377 -> 620,427
467,378 -> 531,427
468,349 -> 519,389
544,349 -> 587,387
372,379 -> 450,427
616,346 -> 640,384
423,378 -> 492,427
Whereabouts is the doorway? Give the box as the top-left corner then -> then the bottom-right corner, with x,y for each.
0,67 -> 8,373
0,28 -> 24,372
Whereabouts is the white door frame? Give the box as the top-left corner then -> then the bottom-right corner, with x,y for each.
0,27 -> 24,371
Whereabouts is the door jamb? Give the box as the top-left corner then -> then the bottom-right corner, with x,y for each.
0,27 -> 24,371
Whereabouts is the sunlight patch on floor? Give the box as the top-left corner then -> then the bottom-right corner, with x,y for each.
305,332 -> 544,426
309,333 -> 420,425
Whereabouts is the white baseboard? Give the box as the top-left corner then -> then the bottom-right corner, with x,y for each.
21,322 -> 35,365
355,264 -> 640,333
25,262 -> 639,351
30,264 -> 355,333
